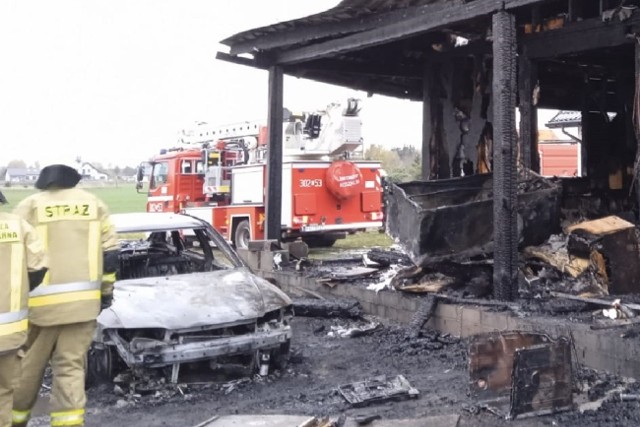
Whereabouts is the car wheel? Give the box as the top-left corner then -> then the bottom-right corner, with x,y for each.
86,344 -> 118,388
270,340 -> 291,371
234,220 -> 251,249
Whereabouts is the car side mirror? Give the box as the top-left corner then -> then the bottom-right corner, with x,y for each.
136,165 -> 145,193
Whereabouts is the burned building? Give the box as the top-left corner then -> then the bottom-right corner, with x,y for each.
219,0 -> 640,301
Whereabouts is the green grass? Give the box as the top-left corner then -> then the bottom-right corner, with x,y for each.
0,183 -> 147,213
334,230 -> 392,249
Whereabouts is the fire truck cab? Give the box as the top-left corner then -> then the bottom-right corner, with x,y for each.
139,99 -> 385,249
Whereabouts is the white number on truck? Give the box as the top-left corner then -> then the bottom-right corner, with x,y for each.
299,179 -> 323,188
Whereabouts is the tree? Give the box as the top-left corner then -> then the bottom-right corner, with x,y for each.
7,159 -> 26,169
122,166 -> 137,176
365,144 -> 422,182
365,144 -> 401,171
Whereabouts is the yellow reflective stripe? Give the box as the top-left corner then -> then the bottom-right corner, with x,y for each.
12,409 -> 30,423
10,242 -> 24,312
0,319 -> 28,336
51,408 -> 85,426
102,272 -> 116,283
29,290 -> 101,308
37,225 -> 50,285
88,221 -> 100,281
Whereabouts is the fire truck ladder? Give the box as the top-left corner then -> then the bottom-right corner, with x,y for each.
209,120 -> 262,140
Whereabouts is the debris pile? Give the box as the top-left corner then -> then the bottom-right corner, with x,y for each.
523,216 -> 640,299
337,375 -> 419,407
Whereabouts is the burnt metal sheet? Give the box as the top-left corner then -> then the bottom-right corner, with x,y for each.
97,269 -> 291,330
468,332 -> 573,419
509,339 -> 573,419
468,332 -> 551,402
386,173 -> 561,260
338,374 -> 419,407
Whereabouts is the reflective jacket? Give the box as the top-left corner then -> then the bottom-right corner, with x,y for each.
13,188 -> 119,326
0,212 -> 47,352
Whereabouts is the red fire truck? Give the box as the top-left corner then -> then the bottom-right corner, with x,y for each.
137,99 -> 385,248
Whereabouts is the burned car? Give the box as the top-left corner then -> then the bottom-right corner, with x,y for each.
88,212 -> 293,384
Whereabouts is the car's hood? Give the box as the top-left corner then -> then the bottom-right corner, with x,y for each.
97,268 -> 292,330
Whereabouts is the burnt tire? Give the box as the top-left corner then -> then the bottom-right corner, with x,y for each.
86,344 -> 119,388
234,219 -> 251,250
304,236 -> 337,248
270,340 -> 291,371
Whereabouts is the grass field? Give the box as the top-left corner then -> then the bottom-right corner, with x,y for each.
0,183 -> 392,248
0,183 -> 147,214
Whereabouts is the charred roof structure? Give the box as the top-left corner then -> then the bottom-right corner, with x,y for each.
219,0 -> 640,301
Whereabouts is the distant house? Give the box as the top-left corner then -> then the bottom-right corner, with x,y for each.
4,168 -> 40,184
540,113 -> 581,178
76,162 -> 108,180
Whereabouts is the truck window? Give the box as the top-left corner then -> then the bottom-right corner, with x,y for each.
195,160 -> 204,174
181,160 -> 194,174
150,162 -> 169,189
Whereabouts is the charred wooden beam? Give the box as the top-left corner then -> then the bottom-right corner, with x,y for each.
466,54 -> 488,172
422,63 -> 432,179
286,58 -> 422,80
273,0 -> 556,65
287,67 -> 422,100
523,12 -> 640,59
518,50 -> 539,172
567,0 -> 582,22
266,66 -> 284,241
492,11 -> 518,301
425,40 -> 493,59
635,41 -> 640,220
424,62 -> 450,179
442,60 -> 461,178
215,51 -> 266,70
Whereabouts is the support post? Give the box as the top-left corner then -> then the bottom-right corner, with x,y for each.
492,11 -> 518,301
422,63 -> 432,180
635,41 -> 640,220
266,66 -> 284,241
518,49 -> 539,172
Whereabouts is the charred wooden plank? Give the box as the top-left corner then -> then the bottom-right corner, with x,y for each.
549,291 -> 640,312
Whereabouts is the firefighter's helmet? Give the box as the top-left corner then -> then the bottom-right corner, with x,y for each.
35,164 -> 81,190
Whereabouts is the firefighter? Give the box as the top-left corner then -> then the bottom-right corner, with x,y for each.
11,165 -> 119,427
0,190 -> 48,427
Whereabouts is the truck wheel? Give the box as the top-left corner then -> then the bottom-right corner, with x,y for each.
304,236 -> 337,248
234,220 -> 251,249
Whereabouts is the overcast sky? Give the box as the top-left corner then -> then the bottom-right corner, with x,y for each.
1,1 -> 562,169
0,0 -> 430,168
